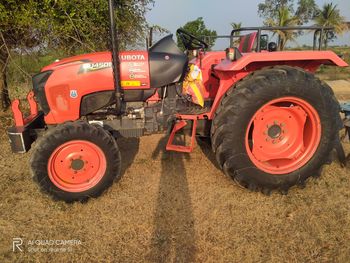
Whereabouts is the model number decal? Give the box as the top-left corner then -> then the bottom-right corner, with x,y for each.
79,62 -> 112,73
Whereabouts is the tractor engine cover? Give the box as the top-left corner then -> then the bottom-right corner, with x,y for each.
37,51 -> 151,124
34,35 -> 187,124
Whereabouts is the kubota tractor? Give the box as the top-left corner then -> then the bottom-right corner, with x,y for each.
6,0 -> 350,202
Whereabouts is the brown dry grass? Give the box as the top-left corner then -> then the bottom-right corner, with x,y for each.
0,82 -> 350,262
0,125 -> 349,262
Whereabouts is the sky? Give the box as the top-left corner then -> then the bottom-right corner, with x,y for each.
146,0 -> 350,48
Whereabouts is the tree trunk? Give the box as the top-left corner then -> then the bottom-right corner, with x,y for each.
0,51 -> 10,112
324,37 -> 328,49
278,37 -> 286,51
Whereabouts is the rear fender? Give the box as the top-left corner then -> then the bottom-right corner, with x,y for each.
214,51 -> 348,72
207,71 -> 250,119
208,51 -> 348,118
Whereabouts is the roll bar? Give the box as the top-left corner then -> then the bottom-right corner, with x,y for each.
229,26 -> 334,51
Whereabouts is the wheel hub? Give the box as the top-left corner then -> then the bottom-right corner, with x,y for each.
267,124 -> 282,139
71,159 -> 85,171
245,97 -> 321,174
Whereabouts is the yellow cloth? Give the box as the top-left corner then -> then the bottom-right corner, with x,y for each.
182,64 -> 205,107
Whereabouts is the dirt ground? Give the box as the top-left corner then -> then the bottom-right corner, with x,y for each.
0,81 -> 350,262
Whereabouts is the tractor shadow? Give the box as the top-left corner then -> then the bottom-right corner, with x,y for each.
116,137 -> 140,176
196,136 -> 221,170
148,135 -> 197,262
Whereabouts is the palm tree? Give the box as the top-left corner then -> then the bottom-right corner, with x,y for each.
231,22 -> 242,31
314,3 -> 348,48
266,7 -> 300,50
230,22 -> 242,46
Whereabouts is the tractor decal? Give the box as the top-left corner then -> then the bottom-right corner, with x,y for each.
69,90 -> 78,99
79,62 -> 112,73
119,54 -> 146,61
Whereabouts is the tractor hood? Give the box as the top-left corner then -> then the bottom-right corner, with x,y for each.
41,52 -> 112,72
41,34 -> 188,90
40,50 -> 151,90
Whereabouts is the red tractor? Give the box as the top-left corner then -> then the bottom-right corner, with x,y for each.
7,0 -> 349,201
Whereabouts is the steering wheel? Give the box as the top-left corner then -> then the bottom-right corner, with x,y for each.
177,28 -> 209,51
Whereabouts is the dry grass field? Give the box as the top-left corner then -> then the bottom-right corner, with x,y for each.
0,82 -> 349,262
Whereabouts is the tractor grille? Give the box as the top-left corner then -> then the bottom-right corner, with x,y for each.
32,70 -> 53,115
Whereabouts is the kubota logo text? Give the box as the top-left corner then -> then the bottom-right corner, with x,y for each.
119,54 -> 146,61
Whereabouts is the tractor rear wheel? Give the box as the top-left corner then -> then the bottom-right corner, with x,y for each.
30,121 -> 121,202
211,66 -> 341,194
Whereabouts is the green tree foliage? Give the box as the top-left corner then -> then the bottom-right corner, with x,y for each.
295,0 -> 319,23
265,7 -> 300,50
313,3 -> 348,48
0,1 -> 40,109
258,0 -> 318,50
230,22 -> 242,46
0,0 -> 153,111
258,0 -> 293,19
176,17 -> 217,50
231,22 -> 242,31
36,0 -> 153,51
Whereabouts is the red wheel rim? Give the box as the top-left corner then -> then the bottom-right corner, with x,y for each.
245,97 -> 321,174
48,140 -> 107,192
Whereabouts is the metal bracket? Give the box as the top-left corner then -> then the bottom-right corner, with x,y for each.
340,102 -> 350,165
166,115 -> 198,153
340,102 -> 350,141
11,99 -> 24,126
11,91 -> 39,127
27,91 -> 38,116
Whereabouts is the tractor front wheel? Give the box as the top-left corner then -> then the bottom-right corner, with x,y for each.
30,121 -> 121,202
211,66 -> 341,194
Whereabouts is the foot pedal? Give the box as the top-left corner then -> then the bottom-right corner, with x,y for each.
166,117 -> 197,153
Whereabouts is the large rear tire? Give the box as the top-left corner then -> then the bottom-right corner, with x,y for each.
211,66 -> 341,194
30,121 -> 121,202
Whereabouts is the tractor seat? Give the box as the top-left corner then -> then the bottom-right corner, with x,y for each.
238,32 -> 257,53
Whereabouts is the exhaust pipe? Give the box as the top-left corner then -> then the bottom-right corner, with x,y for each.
108,0 -> 123,114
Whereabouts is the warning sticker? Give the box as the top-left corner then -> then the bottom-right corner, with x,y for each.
120,51 -> 150,89
121,80 -> 141,87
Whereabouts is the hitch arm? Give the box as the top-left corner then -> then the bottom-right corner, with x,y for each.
339,102 -> 350,165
